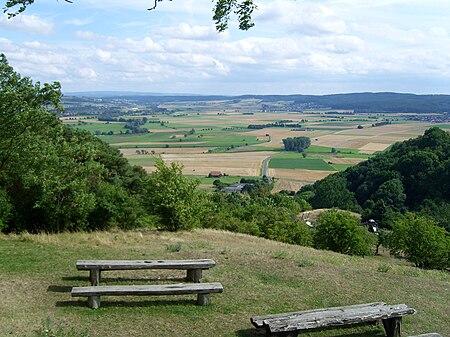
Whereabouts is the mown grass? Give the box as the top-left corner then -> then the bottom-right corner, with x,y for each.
1,229 -> 447,337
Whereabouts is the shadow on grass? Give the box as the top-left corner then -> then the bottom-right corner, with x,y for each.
47,285 -> 72,293
56,299 -> 196,308
235,326 -> 385,337
235,328 -> 265,337
62,275 -> 87,281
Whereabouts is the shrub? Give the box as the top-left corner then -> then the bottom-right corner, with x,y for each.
314,209 -> 377,256
387,213 -> 450,269
145,159 -> 202,231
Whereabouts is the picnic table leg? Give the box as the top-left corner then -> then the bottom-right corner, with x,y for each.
88,295 -> 101,309
90,269 -> 101,286
186,269 -> 202,283
197,293 -> 211,306
383,317 -> 402,337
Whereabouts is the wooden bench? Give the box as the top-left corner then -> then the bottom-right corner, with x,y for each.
76,259 -> 216,285
408,334 -> 443,337
251,302 -> 416,337
71,282 -> 223,308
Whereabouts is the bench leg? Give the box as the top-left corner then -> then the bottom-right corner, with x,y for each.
88,295 -> 101,309
90,269 -> 101,286
186,269 -> 202,283
383,317 -> 402,337
197,293 -> 211,306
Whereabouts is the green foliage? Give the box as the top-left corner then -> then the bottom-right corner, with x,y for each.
145,159 -> 202,231
0,188 -> 12,231
314,210 -> 377,256
282,136 -> 311,153
202,191 -> 312,246
0,54 -> 147,233
309,174 -> 361,212
387,213 -> 450,270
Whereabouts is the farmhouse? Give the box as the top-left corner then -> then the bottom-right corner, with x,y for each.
208,171 -> 223,178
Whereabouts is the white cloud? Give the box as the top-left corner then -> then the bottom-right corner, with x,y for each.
79,67 -> 97,80
75,30 -> 100,40
257,1 -> 347,35
0,14 -> 53,35
65,18 -> 93,26
157,23 -> 220,40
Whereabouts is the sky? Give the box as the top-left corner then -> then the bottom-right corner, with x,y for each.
1,0 -> 450,95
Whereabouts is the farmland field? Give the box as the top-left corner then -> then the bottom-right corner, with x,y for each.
269,157 -> 335,171
63,103 -> 447,191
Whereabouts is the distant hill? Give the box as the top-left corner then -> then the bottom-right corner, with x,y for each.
63,91 -> 450,113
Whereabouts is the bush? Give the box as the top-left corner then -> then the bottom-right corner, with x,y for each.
314,209 -> 377,256
265,220 -> 313,247
387,213 -> 450,269
145,159 -> 203,231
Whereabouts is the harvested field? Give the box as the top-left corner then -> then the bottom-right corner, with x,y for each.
359,142 -> 390,153
312,123 -> 435,153
327,157 -> 368,165
268,168 -> 335,181
161,151 -> 275,177
272,179 -> 308,193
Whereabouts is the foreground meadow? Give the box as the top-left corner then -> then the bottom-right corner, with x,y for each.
1,229 -> 448,337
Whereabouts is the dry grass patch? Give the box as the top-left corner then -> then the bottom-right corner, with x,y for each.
268,168 -> 335,181
272,179 -> 308,192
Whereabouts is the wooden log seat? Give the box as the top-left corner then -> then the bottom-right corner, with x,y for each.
71,282 -> 224,309
251,302 -> 416,337
76,259 -> 216,285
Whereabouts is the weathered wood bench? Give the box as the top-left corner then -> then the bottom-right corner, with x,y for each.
76,259 -> 216,285
251,302 -> 416,337
71,282 -> 223,308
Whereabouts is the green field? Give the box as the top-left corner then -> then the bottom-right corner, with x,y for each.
269,157 -> 335,171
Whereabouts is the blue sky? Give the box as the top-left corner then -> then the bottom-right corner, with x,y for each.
1,0 -> 449,95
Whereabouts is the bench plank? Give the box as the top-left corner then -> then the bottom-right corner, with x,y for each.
266,304 -> 415,333
76,259 -> 216,270
76,259 -> 216,285
72,283 -> 223,296
408,334 -> 443,337
251,302 -> 386,328
71,282 -> 223,308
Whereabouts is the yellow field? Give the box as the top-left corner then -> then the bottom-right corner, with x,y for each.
267,168 -> 334,182
162,151 -> 275,176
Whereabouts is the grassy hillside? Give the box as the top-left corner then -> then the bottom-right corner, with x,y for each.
0,229 -> 448,337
